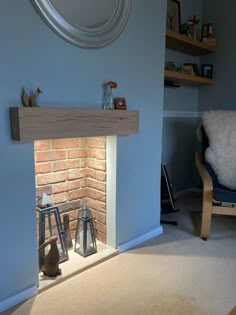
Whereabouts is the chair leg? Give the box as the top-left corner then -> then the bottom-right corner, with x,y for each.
200,191 -> 212,240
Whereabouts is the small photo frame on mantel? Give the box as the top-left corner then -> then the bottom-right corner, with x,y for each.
114,98 -> 127,110
166,0 -> 181,33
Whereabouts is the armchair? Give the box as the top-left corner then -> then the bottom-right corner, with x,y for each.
196,110 -> 236,240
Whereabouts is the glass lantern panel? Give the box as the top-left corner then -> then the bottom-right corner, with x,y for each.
74,218 -> 97,257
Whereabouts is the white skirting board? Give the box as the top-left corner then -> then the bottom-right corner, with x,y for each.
0,285 -> 38,312
118,226 -> 163,253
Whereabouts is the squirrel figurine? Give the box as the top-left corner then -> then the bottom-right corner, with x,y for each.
38,236 -> 61,277
22,88 -> 43,107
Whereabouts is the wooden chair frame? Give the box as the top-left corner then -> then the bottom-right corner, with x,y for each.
195,152 -> 236,240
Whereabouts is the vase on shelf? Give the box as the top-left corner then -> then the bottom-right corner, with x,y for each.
103,85 -> 114,110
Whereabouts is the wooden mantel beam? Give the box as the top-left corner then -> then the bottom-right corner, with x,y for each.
10,107 -> 139,142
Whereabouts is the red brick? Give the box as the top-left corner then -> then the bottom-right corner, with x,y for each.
90,209 -> 96,220
86,169 -> 96,178
36,150 -> 66,162
80,178 -> 87,188
87,178 -> 106,192
87,139 -> 105,149
70,220 -> 78,232
87,159 -> 106,171
53,180 -> 81,193
68,169 -> 86,180
53,160 -> 79,172
80,159 -> 87,168
58,201 -> 80,213
66,210 -> 80,221
52,139 -> 80,149
68,188 -> 88,201
96,232 -> 106,244
37,172 -> 67,185
87,189 -> 106,202
96,212 -> 106,224
88,200 -> 106,212
68,149 -> 87,159
52,183 -> 68,193
53,192 -> 67,204
35,162 -> 52,174
94,221 -> 106,234
34,140 -> 51,151
86,149 -> 105,160
87,159 -> 96,169
65,180 -> 81,192
96,171 -> 106,181
79,138 -> 87,148
86,149 -> 96,158
96,150 -> 106,160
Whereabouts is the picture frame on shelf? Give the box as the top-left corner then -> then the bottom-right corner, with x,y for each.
114,98 -> 127,110
201,64 -> 213,79
184,63 -> 200,76
166,0 -> 181,33
182,65 -> 194,76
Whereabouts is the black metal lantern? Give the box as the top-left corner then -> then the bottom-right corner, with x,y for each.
74,204 -> 97,257
37,204 -> 69,268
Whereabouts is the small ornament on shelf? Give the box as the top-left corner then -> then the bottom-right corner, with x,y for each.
181,65 -> 194,75
165,61 -> 182,73
183,63 -> 200,76
102,81 -> 118,110
201,23 -> 216,46
114,98 -> 127,110
22,88 -> 43,107
187,15 -> 200,40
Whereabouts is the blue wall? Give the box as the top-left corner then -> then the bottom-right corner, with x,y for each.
0,0 -> 166,308
164,0 -> 203,112
199,0 -> 236,110
162,116 -> 199,191
163,0 -> 236,192
162,0 -> 203,192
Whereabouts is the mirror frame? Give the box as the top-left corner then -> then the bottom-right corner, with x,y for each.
31,0 -> 132,48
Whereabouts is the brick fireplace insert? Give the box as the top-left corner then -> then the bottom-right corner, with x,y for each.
35,137 -> 107,243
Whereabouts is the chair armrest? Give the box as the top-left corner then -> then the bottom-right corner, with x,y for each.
195,152 -> 213,192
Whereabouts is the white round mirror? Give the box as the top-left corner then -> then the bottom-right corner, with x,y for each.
31,0 -> 132,48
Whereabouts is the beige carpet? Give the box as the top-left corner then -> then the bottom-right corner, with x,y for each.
3,192 -> 236,315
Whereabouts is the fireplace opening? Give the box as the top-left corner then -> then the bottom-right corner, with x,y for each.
35,136 -> 107,243
34,136 -> 118,291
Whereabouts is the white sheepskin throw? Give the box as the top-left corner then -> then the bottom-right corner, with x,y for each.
202,110 -> 236,189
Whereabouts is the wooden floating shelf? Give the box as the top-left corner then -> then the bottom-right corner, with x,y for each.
10,107 -> 139,142
164,70 -> 215,86
166,30 -> 216,56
